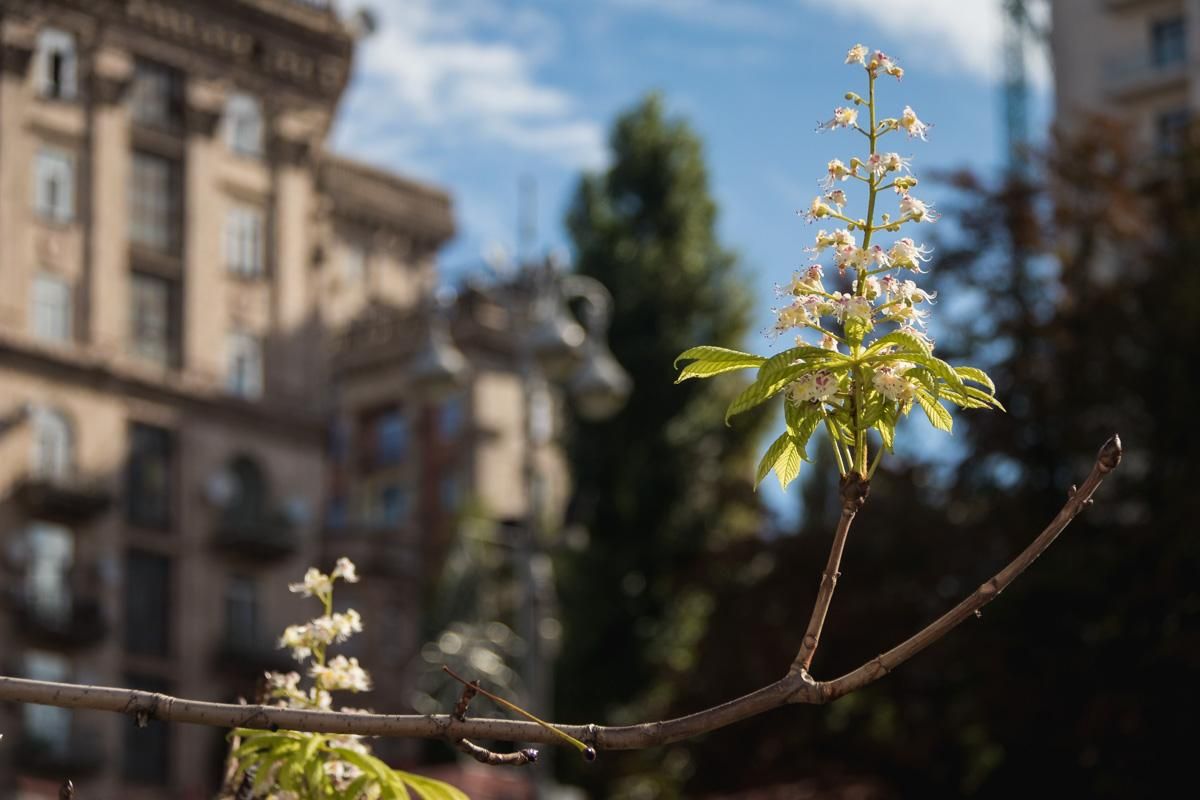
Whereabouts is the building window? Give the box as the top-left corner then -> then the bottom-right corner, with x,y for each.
344,241 -> 368,283
130,59 -> 184,130
122,673 -> 171,785
24,522 -> 74,627
223,575 -> 258,648
377,483 -> 409,527
1156,108 -> 1191,156
224,206 -> 264,276
30,407 -> 73,480
131,272 -> 179,367
124,550 -> 170,657
31,272 -> 72,343
226,331 -> 264,399
129,152 -> 182,254
1152,17 -> 1187,68
23,651 -> 72,756
362,408 -> 407,467
34,148 -> 74,223
224,92 -> 263,157
127,423 -> 173,529
34,28 -> 77,100
439,393 -> 467,439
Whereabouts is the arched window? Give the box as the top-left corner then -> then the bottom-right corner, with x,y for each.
224,92 -> 263,157
34,28 -> 77,100
227,455 -> 268,522
30,407 -> 73,480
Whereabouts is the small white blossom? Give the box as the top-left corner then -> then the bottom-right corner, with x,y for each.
898,105 -> 930,140
825,158 -> 853,186
872,366 -> 916,402
790,370 -> 840,403
310,655 -> 372,693
332,558 -> 359,583
888,238 -> 933,270
826,189 -> 847,210
882,152 -> 912,173
819,106 -> 858,131
899,194 -> 937,222
289,567 -> 332,598
846,43 -> 868,66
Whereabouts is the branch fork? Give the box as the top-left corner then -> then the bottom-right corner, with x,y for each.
0,437 -> 1122,759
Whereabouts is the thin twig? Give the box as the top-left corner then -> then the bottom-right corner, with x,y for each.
818,434 -> 1122,701
0,436 -> 1121,753
789,472 -> 870,675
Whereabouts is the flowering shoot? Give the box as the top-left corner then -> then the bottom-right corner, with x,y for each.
676,45 -> 1001,491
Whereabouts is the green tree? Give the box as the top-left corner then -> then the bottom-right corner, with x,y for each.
555,93 -> 769,791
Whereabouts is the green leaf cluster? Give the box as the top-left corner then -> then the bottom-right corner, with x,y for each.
230,729 -> 468,800
675,334 -> 1002,490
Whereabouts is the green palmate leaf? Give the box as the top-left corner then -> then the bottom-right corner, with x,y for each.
788,401 -> 824,452
866,328 -> 933,357
954,365 -> 996,393
674,346 -> 766,382
404,773 -> 472,800
755,431 -> 793,488
726,361 -> 834,423
909,354 -> 965,391
773,437 -> 804,491
876,414 -> 896,452
942,384 -> 1007,412
915,389 -> 954,432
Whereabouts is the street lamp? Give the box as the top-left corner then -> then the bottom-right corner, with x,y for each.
512,255 -> 629,798
406,290 -> 468,401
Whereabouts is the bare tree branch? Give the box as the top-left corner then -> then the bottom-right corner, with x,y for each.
0,436 -> 1121,755
789,472 -> 870,675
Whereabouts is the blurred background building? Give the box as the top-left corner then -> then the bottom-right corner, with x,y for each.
0,1 -> 577,797
1052,0 -> 1191,154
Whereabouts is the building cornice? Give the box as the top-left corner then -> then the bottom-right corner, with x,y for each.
0,334 -> 325,443
320,156 -> 457,243
16,0 -> 354,106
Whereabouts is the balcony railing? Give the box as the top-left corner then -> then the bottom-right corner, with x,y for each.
13,474 -> 113,523
1103,51 -> 1190,98
213,509 -> 300,559
11,594 -> 108,649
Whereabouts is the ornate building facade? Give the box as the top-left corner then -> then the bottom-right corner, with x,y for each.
0,1 -> 541,797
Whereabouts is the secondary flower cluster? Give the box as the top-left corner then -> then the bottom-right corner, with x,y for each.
272,558 -> 371,709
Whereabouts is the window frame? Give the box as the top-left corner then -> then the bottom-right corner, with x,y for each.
34,28 -> 77,100
226,330 -> 264,399
34,148 -> 75,224
31,271 -> 73,343
224,205 -> 265,277
130,271 -> 181,368
224,92 -> 264,158
129,151 -> 183,255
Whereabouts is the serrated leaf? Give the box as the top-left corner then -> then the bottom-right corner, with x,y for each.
404,773 -> 472,800
876,415 -> 896,451
866,329 -> 932,357
675,345 -> 765,368
791,404 -> 823,456
954,365 -> 997,393
915,389 -> 954,432
755,431 -> 793,488
909,355 -> 964,391
674,346 -> 765,382
773,438 -> 803,491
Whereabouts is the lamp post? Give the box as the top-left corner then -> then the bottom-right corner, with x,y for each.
514,255 -> 629,797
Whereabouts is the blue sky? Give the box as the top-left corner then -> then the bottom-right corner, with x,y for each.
330,0 -> 1051,515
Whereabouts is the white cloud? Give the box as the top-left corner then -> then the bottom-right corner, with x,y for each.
610,0 -> 790,34
799,0 -> 1050,89
332,0 -> 605,169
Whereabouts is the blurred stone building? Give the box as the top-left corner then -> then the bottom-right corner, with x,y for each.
0,1 -> 549,798
1052,0 -> 1193,153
